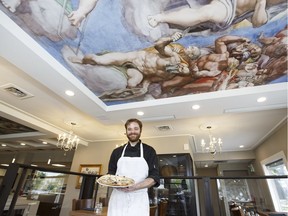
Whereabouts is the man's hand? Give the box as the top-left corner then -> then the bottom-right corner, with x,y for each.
172,32 -> 183,42
117,184 -> 138,192
68,11 -> 86,27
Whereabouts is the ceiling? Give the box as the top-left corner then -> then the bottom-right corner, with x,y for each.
0,3 -> 287,169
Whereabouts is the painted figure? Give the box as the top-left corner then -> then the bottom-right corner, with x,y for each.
69,32 -> 201,100
0,0 -> 97,41
148,0 -> 287,33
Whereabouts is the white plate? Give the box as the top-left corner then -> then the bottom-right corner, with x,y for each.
96,180 -> 134,188
96,175 -> 135,188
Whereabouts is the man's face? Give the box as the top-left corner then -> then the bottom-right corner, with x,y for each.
126,122 -> 141,142
184,46 -> 200,60
248,44 -> 261,58
178,63 -> 190,74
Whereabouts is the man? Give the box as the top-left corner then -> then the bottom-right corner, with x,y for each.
70,32 -> 200,88
107,118 -> 160,216
69,32 -> 202,101
160,34 -> 262,96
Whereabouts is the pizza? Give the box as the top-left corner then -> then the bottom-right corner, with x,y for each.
97,174 -> 135,187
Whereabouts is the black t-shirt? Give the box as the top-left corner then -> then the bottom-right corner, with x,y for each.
108,140 -> 160,187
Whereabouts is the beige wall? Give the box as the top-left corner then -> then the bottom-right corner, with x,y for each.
254,122 -> 287,175
251,121 -> 287,211
0,168 -> 6,176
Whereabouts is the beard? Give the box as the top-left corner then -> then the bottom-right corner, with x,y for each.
127,133 -> 141,142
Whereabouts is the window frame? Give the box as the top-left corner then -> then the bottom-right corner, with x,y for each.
261,151 -> 288,212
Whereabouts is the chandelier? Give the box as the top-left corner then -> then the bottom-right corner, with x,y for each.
200,126 -> 223,155
57,122 -> 79,151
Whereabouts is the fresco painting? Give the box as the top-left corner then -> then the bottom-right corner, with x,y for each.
0,0 -> 287,105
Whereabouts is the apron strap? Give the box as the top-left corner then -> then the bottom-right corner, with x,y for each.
121,144 -> 128,157
140,143 -> 144,158
121,143 -> 144,158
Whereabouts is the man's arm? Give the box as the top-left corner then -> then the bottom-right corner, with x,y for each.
68,0 -> 98,26
154,32 -> 183,56
120,178 -> 155,192
251,0 -> 268,27
215,35 -> 250,54
107,148 -> 120,175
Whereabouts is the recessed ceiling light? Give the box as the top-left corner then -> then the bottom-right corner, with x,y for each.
204,164 -> 208,168
42,141 -> 47,144
239,145 -> 244,148
192,105 -> 200,110
1,164 -> 9,167
52,164 -> 66,167
1,144 -> 7,147
20,143 -> 26,146
31,164 -> 38,167
257,97 -> 266,103
137,111 -> 144,116
65,90 -> 75,96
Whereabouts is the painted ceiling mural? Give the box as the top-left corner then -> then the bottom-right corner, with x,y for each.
1,0 -> 287,105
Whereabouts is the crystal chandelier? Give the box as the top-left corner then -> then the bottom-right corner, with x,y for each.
201,126 -> 223,155
57,122 -> 79,151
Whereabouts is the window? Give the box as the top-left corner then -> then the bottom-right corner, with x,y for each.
23,171 -> 67,197
262,151 -> 288,211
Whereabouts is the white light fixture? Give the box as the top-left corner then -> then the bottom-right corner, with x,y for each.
200,125 -> 223,156
57,122 -> 80,151
192,104 -> 200,110
257,97 -> 266,103
65,90 -> 75,96
47,158 -> 51,164
52,164 -> 66,167
137,111 -> 144,116
12,157 -> 16,163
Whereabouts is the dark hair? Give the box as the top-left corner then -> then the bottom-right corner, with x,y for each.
125,118 -> 143,131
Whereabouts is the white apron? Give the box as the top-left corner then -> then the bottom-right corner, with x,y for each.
107,143 -> 149,216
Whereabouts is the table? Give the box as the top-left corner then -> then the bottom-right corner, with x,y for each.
4,197 -> 38,210
70,207 -> 108,216
4,197 -> 39,216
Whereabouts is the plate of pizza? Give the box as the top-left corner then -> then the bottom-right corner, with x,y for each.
97,174 -> 135,188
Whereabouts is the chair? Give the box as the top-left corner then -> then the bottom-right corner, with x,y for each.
230,207 -> 245,216
23,201 -> 40,216
99,197 -> 109,207
150,205 -> 157,216
158,200 -> 168,216
72,198 -> 95,210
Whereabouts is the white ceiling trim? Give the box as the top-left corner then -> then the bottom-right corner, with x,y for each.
0,100 -> 89,145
